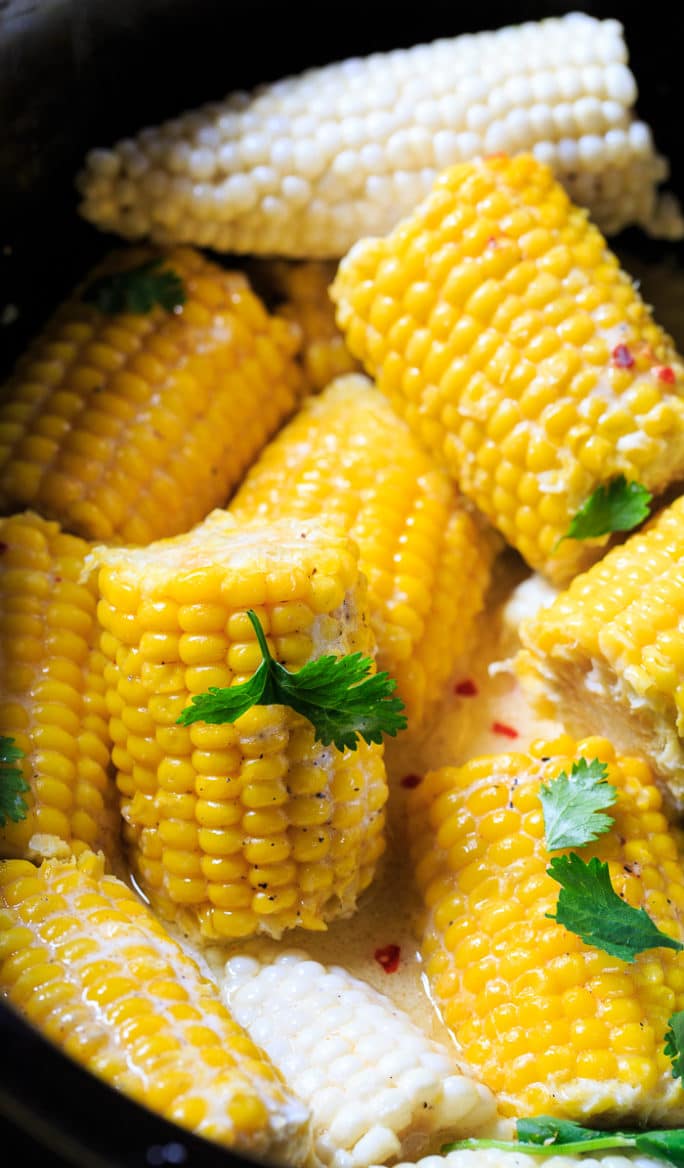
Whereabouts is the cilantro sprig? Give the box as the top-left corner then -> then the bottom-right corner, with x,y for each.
665,1011 -> 684,1081
0,736 -> 29,827
540,758 -> 617,851
177,609 -> 407,751
444,1118 -> 684,1167
83,258 -> 186,315
546,853 -> 684,962
561,475 -> 651,543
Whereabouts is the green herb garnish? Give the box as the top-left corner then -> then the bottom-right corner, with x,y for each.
444,1118 -> 684,1167
540,758 -> 617,851
665,1011 -> 684,1082
561,475 -> 651,543
176,609 -> 407,751
83,258 -> 186,315
0,736 -> 29,827
546,852 -> 684,962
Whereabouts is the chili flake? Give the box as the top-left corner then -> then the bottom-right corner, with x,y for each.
374,944 -> 401,973
454,678 -> 478,697
612,344 -> 635,369
400,773 -> 423,789
0,542 -> 7,554
657,365 -> 676,384
492,721 -> 519,739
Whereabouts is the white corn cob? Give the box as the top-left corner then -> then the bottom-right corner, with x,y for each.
77,14 -> 683,258
222,949 -> 497,1168
384,1153 -> 665,1168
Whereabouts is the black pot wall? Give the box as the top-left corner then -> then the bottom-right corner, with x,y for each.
1,0 -> 683,1164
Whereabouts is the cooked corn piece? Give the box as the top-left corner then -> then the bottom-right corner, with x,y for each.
407,733 -> 684,1123
0,852 -> 311,1162
77,14 -> 683,257
90,511 -> 388,941
0,512 -> 115,863
332,154 -> 684,585
0,247 -> 302,543
517,495 -> 684,812
231,375 -> 494,725
386,1152 -> 664,1168
222,949 -> 497,1168
249,261 -> 362,392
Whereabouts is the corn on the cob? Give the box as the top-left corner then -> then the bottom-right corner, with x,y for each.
90,510 -> 388,941
407,733 -> 684,1123
222,949 -> 497,1168
0,512 -> 115,863
0,851 -> 311,1162
248,261 -> 362,392
517,495 -> 684,813
331,154 -> 684,585
387,1152 -> 664,1168
230,375 -> 494,725
0,247 -> 303,544
76,14 -> 683,258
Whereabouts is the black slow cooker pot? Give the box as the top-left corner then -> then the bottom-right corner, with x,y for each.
2,1 -> 684,1164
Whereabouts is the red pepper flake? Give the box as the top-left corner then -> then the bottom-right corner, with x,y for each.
54,575 -> 62,583
454,678 -> 478,697
657,365 -> 676,384
612,344 -> 635,370
0,542 -> 7,554
492,721 -> 519,739
400,773 -> 423,789
374,944 -> 401,973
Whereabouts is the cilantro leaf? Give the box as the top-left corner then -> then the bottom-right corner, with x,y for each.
516,1118 -> 607,1146
562,475 -> 651,543
443,1120 -> 684,1167
177,609 -> 407,751
665,1011 -> 684,1081
540,757 -> 617,851
0,736 -> 29,827
83,258 -> 186,315
547,853 -> 684,962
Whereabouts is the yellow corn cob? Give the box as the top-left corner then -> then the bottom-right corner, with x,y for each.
222,949 -> 497,1168
407,733 -> 684,1123
76,14 -> 683,257
0,247 -> 303,544
517,495 -> 684,813
0,512 -> 116,863
90,511 -> 388,941
0,851 -> 311,1162
331,154 -> 684,585
230,375 -> 494,725
249,260 -> 362,392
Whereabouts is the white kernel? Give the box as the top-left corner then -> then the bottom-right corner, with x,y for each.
483,123 -> 509,155
217,141 -> 239,172
281,175 -> 311,205
578,134 -> 606,171
167,142 -> 193,175
604,61 -> 638,104
332,150 -> 360,178
433,130 -> 462,169
628,120 -> 654,157
188,147 -> 216,180
556,139 -> 579,168
294,140 -> 326,178
466,104 -> 491,134
238,133 -> 269,164
350,1127 -> 401,1168
87,148 -> 121,178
